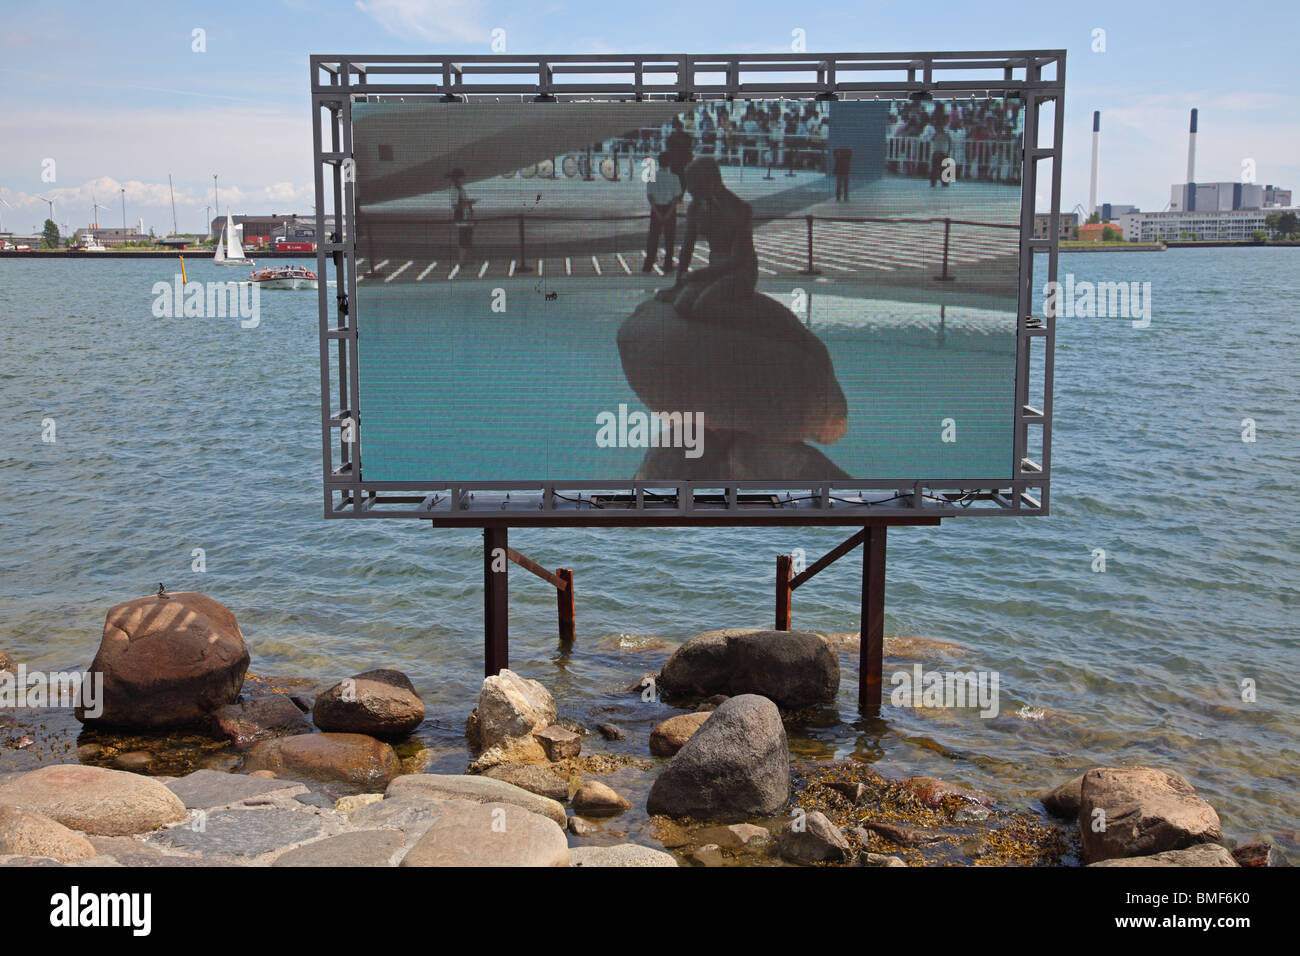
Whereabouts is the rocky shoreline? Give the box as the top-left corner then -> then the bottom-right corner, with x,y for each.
0,592 -> 1290,867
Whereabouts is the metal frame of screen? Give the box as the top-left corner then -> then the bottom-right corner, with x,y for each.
311,52 -> 1064,525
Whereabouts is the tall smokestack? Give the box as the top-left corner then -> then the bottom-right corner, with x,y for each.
1089,110 -> 1100,217
1186,108 -> 1198,184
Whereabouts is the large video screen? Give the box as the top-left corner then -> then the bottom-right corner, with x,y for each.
352,96 -> 1023,484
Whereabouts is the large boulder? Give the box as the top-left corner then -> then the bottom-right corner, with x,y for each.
76,591 -> 249,729
645,694 -> 789,819
0,806 -> 96,861
399,802 -> 569,867
1079,767 -> 1222,864
313,669 -> 425,738
0,765 -> 187,836
659,629 -> 838,709
241,733 -> 401,789
466,669 -> 556,767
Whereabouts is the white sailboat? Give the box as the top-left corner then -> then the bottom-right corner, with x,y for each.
213,214 -> 253,266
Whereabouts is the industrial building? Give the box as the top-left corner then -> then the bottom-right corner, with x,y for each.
1168,181 -> 1289,212
1100,203 -> 1138,221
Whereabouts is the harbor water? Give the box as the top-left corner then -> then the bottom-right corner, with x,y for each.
1,248 -> 1296,848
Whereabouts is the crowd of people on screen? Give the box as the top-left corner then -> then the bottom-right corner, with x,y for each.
887,97 -> 1023,185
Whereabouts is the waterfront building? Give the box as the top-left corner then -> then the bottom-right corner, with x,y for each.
1118,207 -> 1297,241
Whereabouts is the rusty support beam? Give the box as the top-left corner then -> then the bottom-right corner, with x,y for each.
483,526 -> 508,676
790,527 -> 867,590
860,524 -> 887,716
506,546 -> 565,590
505,546 -> 575,647
775,553 -> 793,630
556,567 -> 575,645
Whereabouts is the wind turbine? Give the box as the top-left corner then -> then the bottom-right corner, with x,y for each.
91,198 -> 110,230
0,185 -> 11,233
36,195 -> 55,223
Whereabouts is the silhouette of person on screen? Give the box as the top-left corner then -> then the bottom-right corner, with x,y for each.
446,167 -> 476,264
654,157 -> 758,328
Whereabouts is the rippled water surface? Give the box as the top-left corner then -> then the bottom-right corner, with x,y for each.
1,249 -> 1296,847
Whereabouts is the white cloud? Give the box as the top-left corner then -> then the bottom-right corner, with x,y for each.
354,0 -> 487,44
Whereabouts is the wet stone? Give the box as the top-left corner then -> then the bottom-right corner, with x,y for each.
692,844 -> 727,866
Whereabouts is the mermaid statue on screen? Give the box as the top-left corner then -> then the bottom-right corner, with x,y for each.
617,156 -> 851,481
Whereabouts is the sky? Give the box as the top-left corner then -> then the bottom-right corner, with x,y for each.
1,0 -> 1296,235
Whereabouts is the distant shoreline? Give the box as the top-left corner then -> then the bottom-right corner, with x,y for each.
1033,240 -> 1300,253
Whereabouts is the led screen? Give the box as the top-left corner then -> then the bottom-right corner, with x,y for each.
352,96 -> 1023,484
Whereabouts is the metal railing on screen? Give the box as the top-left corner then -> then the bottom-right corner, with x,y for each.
885,135 -> 1022,184
357,210 -> 1019,284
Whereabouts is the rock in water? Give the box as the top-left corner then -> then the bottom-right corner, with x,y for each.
534,725 -> 581,761
572,781 -> 631,816
1232,843 -> 1290,867
0,765 -> 187,836
1079,766 -> 1222,864
617,294 -> 848,446
467,669 -> 556,767
645,694 -> 789,819
76,591 -> 249,729
658,628 -> 839,709
313,669 -> 426,738
212,695 -> 314,749
241,733 -> 401,789
1038,772 -> 1091,818
778,811 -> 851,864
650,712 -> 711,757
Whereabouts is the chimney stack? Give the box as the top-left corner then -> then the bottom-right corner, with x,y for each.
1089,110 -> 1101,217
1186,108 -> 1198,184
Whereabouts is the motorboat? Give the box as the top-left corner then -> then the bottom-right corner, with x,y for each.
249,263 -> 318,289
